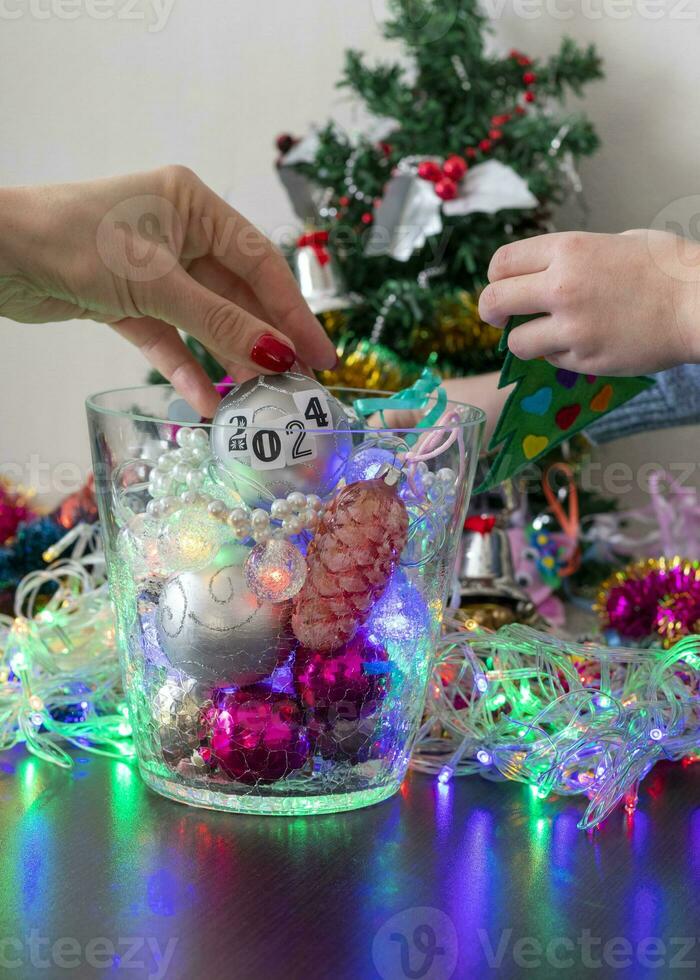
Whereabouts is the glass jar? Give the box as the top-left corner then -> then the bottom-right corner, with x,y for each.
86,378 -> 483,814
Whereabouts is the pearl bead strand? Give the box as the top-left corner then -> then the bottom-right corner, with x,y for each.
145,427 -> 325,544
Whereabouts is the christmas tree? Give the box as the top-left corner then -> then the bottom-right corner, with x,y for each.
276,0 -> 603,387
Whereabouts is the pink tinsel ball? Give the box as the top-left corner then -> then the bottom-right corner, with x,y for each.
207,688 -> 310,784
598,557 -> 700,647
0,484 -> 36,545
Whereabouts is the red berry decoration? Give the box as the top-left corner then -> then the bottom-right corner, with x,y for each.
524,91 -> 536,103
465,147 -> 477,159
523,71 -> 537,85
291,472 -> 409,652
489,129 -> 503,141
479,138 -> 492,153
515,106 -> 526,116
275,133 -> 296,155
361,212 -> 373,225
442,155 -> 467,182
491,113 -> 511,126
435,177 -> 458,201
208,688 -> 310,784
417,160 -> 442,182
339,195 -> 350,207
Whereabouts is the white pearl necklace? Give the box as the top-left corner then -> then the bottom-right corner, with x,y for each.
145,426 -> 325,544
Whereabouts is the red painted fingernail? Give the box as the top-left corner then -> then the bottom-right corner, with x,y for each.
250,334 -> 296,372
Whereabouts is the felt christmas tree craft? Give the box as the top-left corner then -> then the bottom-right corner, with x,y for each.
476,316 -> 655,492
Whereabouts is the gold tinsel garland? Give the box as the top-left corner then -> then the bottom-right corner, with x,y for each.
410,291 -> 502,362
318,338 -> 420,393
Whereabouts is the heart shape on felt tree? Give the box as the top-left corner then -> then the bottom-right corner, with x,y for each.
521,386 -> 553,415
590,384 -> 614,412
555,403 -> 581,431
522,434 -> 550,459
555,368 -> 579,389
475,316 -> 655,493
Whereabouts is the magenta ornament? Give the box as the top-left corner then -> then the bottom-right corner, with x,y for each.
598,557 -> 700,647
207,688 -> 310,784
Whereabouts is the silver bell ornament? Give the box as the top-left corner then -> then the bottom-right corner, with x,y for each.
292,229 -> 354,314
210,373 -> 352,507
456,514 -> 535,629
156,543 -> 293,688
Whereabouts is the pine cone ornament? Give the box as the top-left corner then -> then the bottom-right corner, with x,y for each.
291,471 -> 409,651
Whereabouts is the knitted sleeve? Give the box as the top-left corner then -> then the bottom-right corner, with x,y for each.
586,364 -> 700,443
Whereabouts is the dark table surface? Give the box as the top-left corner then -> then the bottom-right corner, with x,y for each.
0,747 -> 698,980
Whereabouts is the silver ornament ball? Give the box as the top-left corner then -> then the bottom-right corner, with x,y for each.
156,543 -> 293,687
152,674 -> 205,768
210,373 -> 352,507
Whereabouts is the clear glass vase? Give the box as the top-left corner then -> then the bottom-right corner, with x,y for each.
86,377 -> 483,814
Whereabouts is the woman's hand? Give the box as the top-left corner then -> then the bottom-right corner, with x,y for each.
0,166 -> 337,415
479,230 -> 700,376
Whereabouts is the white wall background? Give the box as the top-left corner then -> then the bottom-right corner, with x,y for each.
1,0 -> 698,507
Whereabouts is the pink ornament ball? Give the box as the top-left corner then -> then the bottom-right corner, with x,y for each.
207,688 -> 310,784
293,631 -> 391,718
294,633 -> 392,761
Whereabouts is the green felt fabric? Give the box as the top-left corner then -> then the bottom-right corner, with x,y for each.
475,315 -> 655,492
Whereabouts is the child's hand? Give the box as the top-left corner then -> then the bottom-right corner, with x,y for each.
0,168 -> 337,416
479,230 -> 700,376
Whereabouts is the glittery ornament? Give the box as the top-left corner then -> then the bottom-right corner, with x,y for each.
410,291 -> 501,364
317,338 -> 420,394
0,481 -> 36,544
345,443 -> 404,484
292,469 -> 409,651
597,557 -> 700,648
156,543 -> 293,686
156,508 -> 226,572
152,675 -> 207,768
294,631 -> 391,718
52,477 -> 98,530
207,687 -> 310,783
296,633 -> 390,763
365,569 -> 431,650
244,538 -> 307,603
211,373 -> 352,506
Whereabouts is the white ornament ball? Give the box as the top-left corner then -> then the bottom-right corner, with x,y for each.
244,538 -> 308,603
155,543 -> 293,687
156,507 -> 226,572
210,373 -> 352,506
